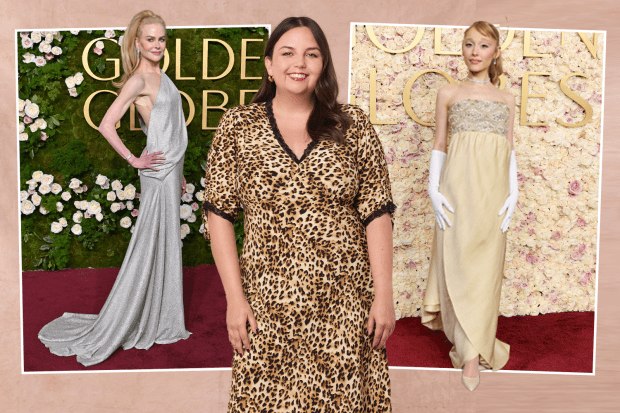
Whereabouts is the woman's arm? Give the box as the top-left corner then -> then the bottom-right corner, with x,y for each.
366,213 -> 395,349
208,211 -> 257,356
504,92 -> 517,149
98,75 -> 164,170
432,85 -> 452,152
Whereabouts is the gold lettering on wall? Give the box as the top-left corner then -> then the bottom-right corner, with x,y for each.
180,91 -> 196,126
403,69 -> 456,126
557,73 -> 594,127
500,30 -> 515,51
561,32 -> 600,59
365,25 -> 424,54
84,90 -> 120,130
82,38 -> 120,81
129,104 -> 141,131
203,39 -> 234,80
434,28 -> 461,56
239,90 -> 258,105
202,90 -> 229,130
520,71 -> 551,126
175,39 -> 195,80
369,68 -> 396,125
523,31 -> 552,58
241,39 -> 263,80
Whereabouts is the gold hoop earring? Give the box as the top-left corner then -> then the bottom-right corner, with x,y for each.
268,75 -> 274,82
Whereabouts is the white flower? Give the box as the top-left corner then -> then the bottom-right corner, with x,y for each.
34,56 -> 46,67
105,30 -> 116,38
19,133 -> 29,141
56,202 -> 64,212
120,216 -> 132,228
45,32 -> 54,43
111,180 -> 122,191
59,217 -> 68,227
106,191 -> 116,201
95,174 -> 108,186
31,170 -> 43,182
73,211 -> 83,223
24,103 -> 40,119
31,194 -> 42,206
70,30 -> 80,35
199,223 -> 205,234
51,222 -> 63,234
20,191 -> 29,201
180,204 -> 193,220
53,32 -> 63,42
95,40 -> 105,50
74,200 -> 80,208
65,76 -> 76,89
21,37 -> 33,49
68,178 -> 81,189
116,190 -> 126,200
25,179 -> 37,189
124,184 -> 136,200
29,123 -> 39,133
87,201 -> 102,215
69,87 -> 78,97
80,200 -> 89,210
181,192 -> 193,202
40,174 -> 53,185
51,183 -> 62,194
200,177 -> 206,187
71,224 -> 82,235
38,41 -> 52,54
126,201 -> 134,210
39,205 -> 49,215
74,72 -> 84,85
110,202 -> 121,213
22,52 -> 35,63
180,224 -> 190,239
39,184 -> 51,194
18,99 -> 25,112
195,190 -> 205,202
21,200 -> 35,215
186,183 -> 195,194
187,213 -> 197,223
35,118 -> 47,130
19,122 -> 25,133
95,213 -> 103,221
61,191 -> 71,201
51,46 -> 62,56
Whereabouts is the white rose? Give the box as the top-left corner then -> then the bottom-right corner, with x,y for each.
80,200 -> 89,210
74,72 -> 84,85
31,171 -> 43,182
200,177 -> 206,187
39,184 -> 51,194
65,76 -> 76,89
20,191 -> 29,201
70,30 -> 80,35
180,224 -> 190,239
126,201 -> 134,210
116,190 -> 126,200
21,200 -> 35,215
31,31 -> 42,43
96,40 -> 105,50
59,217 -> 68,227
34,56 -> 46,67
124,184 -> 136,200
88,201 -> 102,215
188,213 -> 197,223
71,224 -> 82,235
18,99 -> 25,112
51,46 -> 62,56
69,88 -> 78,98
105,30 -> 116,38
40,174 -> 53,185
195,191 -> 204,202
185,183 -> 195,194
111,180 -> 122,191
31,194 -> 42,206
51,222 -> 63,234
95,174 -> 107,186
25,103 -> 40,119
38,41 -> 52,54
61,191 -> 71,201
180,204 -> 193,220
181,192 -> 193,203
35,118 -> 47,130
26,179 -> 37,189
29,123 -> 39,133
199,223 -> 205,234
74,200 -> 81,209
120,216 -> 132,228
96,213 -> 103,221
39,205 -> 49,215
22,53 -> 35,64
21,37 -> 33,49
54,32 -> 63,42
68,178 -> 81,189
73,211 -> 83,223
106,191 -> 116,201
19,133 -> 29,141
56,202 -> 64,212
49,184 -> 62,196
110,202 -> 121,213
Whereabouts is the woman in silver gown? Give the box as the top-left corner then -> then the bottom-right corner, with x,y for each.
38,10 -> 191,367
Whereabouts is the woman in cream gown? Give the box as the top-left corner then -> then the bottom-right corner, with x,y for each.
422,21 -> 518,391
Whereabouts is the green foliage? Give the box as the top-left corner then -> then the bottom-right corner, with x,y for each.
18,28 -> 267,270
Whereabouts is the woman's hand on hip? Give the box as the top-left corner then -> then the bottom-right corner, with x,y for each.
129,149 -> 166,170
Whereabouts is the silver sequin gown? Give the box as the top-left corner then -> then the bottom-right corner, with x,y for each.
38,71 -> 191,367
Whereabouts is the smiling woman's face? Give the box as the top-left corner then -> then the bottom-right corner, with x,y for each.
135,23 -> 166,63
462,28 -> 499,75
265,26 -> 323,100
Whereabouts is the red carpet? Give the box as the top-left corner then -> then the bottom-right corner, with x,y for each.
22,265 -> 594,373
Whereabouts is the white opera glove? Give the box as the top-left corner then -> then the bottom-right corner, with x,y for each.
428,150 -> 454,230
499,150 -> 518,233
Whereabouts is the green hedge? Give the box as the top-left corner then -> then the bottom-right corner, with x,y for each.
18,27 -> 267,270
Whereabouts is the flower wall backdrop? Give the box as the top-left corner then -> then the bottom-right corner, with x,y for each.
18,27 -> 267,271
350,25 -> 604,318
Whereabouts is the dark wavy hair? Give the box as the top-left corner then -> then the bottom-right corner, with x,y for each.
252,16 -> 351,144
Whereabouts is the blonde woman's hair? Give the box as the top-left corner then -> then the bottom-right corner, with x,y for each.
463,21 -> 503,86
113,10 -> 166,90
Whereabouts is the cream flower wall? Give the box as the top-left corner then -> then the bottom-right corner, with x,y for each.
350,25 -> 603,319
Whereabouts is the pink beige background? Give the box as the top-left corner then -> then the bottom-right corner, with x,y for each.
1,0 -> 618,411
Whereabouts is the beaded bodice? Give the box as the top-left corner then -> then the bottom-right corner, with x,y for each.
448,99 -> 510,137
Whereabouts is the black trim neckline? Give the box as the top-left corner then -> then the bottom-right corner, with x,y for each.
265,99 -> 318,164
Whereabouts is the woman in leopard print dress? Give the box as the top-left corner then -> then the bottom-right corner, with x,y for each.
202,17 -> 395,412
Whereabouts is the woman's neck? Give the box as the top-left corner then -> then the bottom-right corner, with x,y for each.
272,91 -> 315,115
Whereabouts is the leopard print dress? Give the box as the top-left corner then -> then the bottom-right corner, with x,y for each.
202,100 -> 395,412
